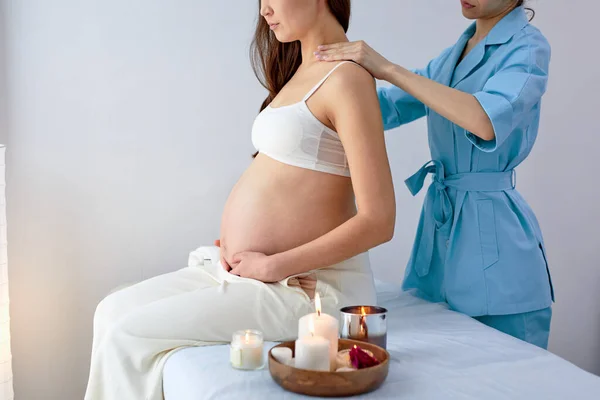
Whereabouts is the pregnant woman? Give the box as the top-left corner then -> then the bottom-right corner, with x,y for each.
84,1 -> 395,399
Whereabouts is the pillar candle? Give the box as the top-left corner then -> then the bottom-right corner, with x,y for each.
294,334 -> 330,371
297,293 -> 338,370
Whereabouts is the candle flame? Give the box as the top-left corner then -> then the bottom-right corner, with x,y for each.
360,306 -> 367,316
359,312 -> 368,338
245,331 -> 250,343
315,292 -> 322,317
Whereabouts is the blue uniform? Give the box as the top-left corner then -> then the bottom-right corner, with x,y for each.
378,7 -> 553,347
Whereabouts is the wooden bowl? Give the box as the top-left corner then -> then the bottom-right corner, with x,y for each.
268,339 -> 389,397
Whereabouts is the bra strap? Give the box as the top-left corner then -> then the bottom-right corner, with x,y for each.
302,61 -> 354,102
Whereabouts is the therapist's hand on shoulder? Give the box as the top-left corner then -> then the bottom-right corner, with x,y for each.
315,41 -> 394,80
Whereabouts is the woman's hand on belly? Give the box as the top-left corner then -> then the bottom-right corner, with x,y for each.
229,251 -> 284,283
214,239 -> 232,272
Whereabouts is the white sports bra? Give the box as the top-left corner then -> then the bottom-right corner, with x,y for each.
251,61 -> 354,177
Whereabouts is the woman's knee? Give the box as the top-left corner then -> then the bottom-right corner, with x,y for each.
94,285 -> 134,327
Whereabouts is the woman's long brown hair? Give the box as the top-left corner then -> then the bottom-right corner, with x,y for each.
249,0 -> 351,157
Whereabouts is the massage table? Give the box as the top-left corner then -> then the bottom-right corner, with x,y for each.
163,281 -> 600,399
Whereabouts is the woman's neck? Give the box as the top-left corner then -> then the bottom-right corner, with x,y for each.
299,17 -> 348,67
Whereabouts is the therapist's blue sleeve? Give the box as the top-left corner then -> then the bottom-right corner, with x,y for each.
378,85 -> 424,130
378,46 -> 453,131
467,34 -> 551,152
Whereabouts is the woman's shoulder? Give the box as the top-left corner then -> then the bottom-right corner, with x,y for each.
495,23 -> 550,70
319,61 -> 376,102
316,61 -> 381,127
513,23 -> 551,54
326,61 -> 374,85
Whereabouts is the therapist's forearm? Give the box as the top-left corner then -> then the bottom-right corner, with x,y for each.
383,64 -> 495,141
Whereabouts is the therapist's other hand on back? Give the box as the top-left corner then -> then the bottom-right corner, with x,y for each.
315,41 -> 394,80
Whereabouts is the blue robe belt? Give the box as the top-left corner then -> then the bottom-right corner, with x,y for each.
405,160 -> 516,277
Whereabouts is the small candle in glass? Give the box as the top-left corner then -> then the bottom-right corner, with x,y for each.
339,305 -> 388,349
230,329 -> 264,370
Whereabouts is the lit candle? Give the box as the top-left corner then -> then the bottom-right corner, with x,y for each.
350,306 -> 368,339
294,319 -> 330,371
346,307 -> 369,338
340,305 -> 388,349
230,330 -> 264,370
297,293 -> 338,370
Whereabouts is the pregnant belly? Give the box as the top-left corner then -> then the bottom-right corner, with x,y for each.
219,155 -> 355,263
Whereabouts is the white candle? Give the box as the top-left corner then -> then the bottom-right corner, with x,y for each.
295,320 -> 330,371
297,293 -> 338,370
230,330 -> 264,370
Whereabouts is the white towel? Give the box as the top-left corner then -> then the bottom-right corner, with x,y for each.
187,245 -> 220,268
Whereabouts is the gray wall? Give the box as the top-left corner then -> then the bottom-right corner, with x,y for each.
0,0 -> 7,145
3,1 -> 598,399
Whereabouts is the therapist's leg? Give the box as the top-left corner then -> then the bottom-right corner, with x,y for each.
474,307 -> 552,349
